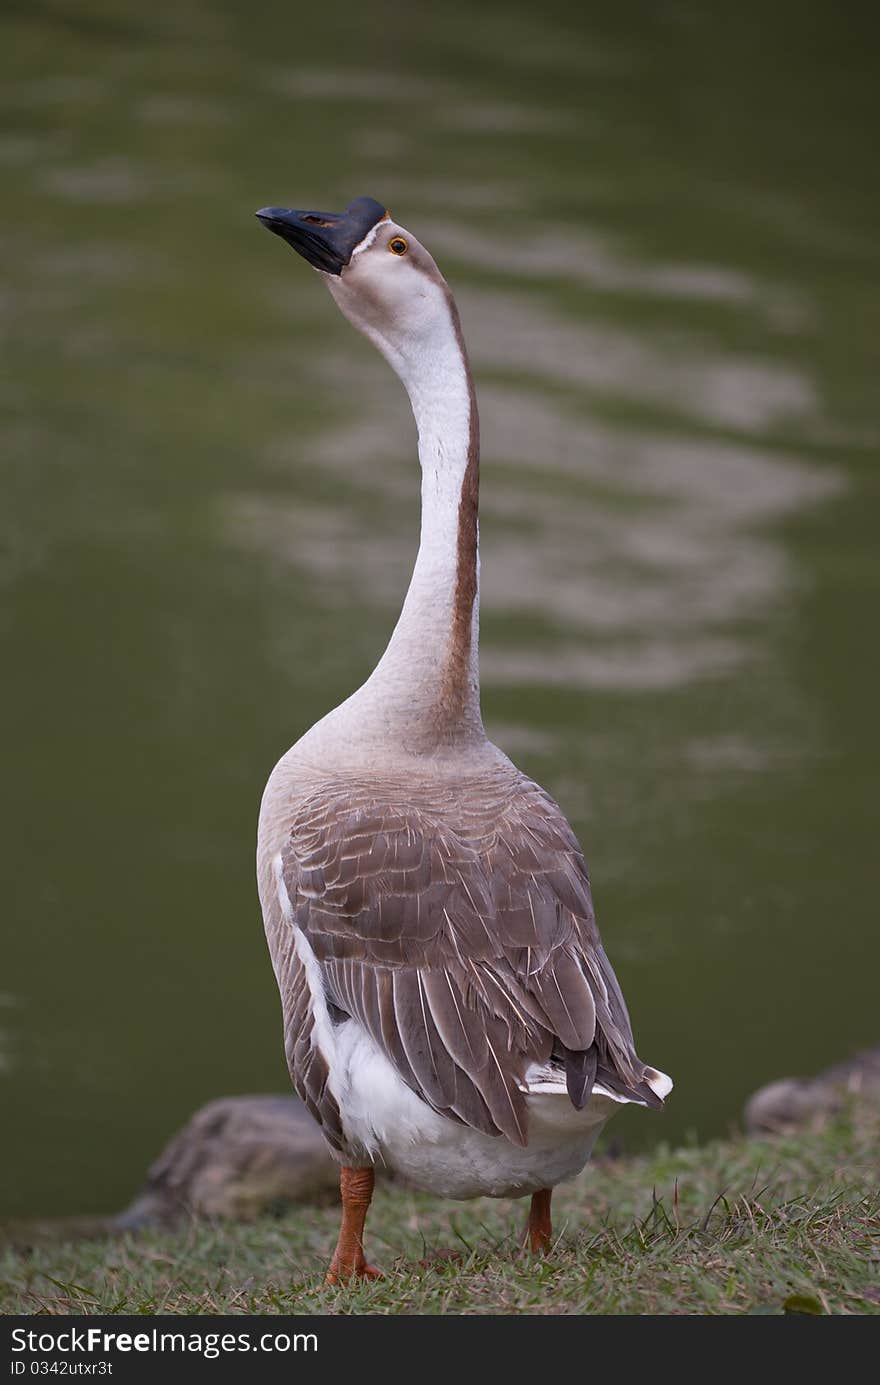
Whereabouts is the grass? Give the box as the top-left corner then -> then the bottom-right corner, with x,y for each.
2,1104 -> 878,1316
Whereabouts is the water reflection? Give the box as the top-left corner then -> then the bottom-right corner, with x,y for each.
232,266 -> 838,694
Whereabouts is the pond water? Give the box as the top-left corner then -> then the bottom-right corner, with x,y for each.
2,1 -> 878,1218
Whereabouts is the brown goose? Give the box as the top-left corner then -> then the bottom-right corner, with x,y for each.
254,196 -> 671,1283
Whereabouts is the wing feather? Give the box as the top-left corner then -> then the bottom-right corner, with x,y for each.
268,772 -> 662,1147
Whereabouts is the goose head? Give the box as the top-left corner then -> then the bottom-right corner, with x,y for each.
256,196 -> 461,382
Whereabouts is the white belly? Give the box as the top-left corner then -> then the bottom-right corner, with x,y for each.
331,1020 -> 616,1199
273,894 -> 671,1200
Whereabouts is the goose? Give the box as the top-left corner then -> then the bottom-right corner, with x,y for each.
254,196 -> 672,1284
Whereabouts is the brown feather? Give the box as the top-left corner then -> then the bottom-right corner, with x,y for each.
267,771 -> 662,1155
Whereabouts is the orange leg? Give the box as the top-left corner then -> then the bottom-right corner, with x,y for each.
325,1166 -> 383,1285
524,1187 -> 553,1254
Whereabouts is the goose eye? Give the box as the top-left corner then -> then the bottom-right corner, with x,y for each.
389,237 -> 408,256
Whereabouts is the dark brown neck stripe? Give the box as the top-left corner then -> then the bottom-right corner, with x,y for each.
443,296 -> 480,726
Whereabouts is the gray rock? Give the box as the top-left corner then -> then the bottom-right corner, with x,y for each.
744,1047 -> 880,1134
116,1095 -> 339,1227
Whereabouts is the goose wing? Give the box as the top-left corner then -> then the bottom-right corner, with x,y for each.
275,776 -> 660,1146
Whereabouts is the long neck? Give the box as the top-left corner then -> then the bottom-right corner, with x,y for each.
355,303 -> 483,751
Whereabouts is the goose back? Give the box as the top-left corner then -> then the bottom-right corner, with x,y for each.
260,759 -> 661,1156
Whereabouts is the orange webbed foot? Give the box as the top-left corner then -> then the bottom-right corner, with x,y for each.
325,1252 -> 384,1286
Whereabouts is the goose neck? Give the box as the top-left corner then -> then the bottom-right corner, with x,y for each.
362,313 -> 482,750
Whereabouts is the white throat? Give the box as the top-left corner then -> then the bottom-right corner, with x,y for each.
325,270 -> 483,754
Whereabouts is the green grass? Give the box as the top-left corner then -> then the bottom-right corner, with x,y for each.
2,1105 -> 878,1315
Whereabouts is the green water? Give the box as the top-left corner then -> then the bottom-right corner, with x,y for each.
2,2 -> 878,1219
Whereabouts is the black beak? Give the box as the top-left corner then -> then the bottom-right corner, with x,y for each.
255,196 -> 387,275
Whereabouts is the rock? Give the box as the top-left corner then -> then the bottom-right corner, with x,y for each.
116,1095 -> 339,1227
744,1047 -> 880,1134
